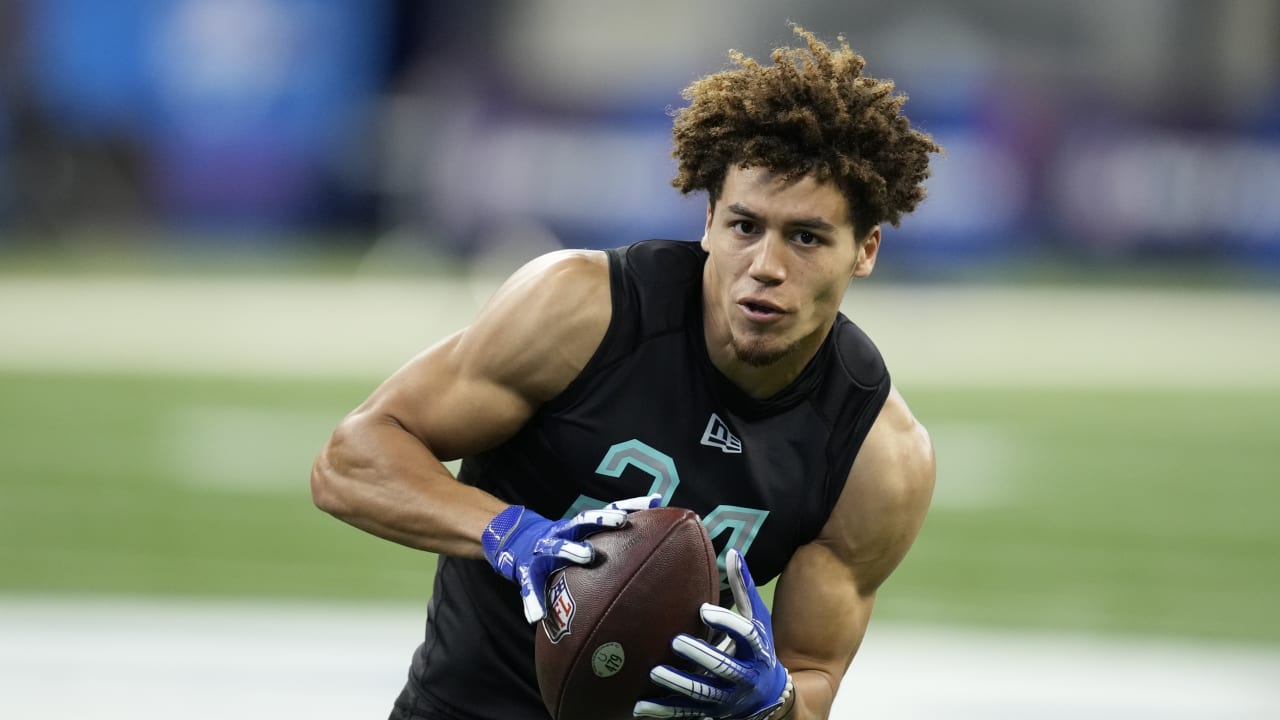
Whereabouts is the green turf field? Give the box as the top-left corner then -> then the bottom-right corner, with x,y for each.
2,371 -> 1276,646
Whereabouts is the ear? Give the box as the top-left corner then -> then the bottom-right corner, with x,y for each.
852,226 -> 880,278
701,204 -> 713,251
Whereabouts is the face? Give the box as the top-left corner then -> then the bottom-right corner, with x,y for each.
701,165 -> 879,384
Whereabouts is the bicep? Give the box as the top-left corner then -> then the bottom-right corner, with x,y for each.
771,540 -> 876,686
832,387 -> 936,593
356,333 -> 536,461
769,388 -> 936,689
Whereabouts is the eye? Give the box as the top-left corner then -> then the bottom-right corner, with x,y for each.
794,231 -> 821,246
731,220 -> 759,235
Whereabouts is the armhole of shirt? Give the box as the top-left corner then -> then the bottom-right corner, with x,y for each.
810,320 -> 893,541
539,246 -> 632,415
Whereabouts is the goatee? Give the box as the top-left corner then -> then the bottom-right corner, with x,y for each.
732,337 -> 801,368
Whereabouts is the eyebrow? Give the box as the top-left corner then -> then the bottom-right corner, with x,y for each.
726,203 -> 838,232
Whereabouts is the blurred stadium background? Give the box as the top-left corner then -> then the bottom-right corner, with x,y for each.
1,1 -> 1278,718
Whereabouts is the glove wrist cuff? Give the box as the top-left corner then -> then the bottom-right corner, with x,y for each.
771,671 -> 795,719
735,669 -> 793,720
760,670 -> 794,720
481,505 -> 525,579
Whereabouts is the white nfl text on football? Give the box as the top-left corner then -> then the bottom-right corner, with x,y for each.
700,413 -> 742,454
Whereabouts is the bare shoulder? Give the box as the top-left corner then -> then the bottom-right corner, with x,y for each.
455,248 -> 613,403
354,249 -> 611,461
820,385 -> 936,595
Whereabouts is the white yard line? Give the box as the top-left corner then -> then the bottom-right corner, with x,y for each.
2,276 -> 1278,386
1,596 -> 1277,720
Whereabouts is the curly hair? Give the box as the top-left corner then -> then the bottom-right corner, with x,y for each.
671,26 -> 941,238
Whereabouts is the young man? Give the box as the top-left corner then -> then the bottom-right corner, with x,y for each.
312,27 -> 940,720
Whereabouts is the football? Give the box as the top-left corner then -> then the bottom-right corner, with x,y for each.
534,506 -> 720,720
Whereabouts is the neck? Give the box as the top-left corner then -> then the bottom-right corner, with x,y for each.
713,354 -> 806,400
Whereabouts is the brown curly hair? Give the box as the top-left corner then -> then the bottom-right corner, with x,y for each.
671,26 -> 941,239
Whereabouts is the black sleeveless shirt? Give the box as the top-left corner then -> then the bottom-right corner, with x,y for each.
399,240 -> 891,719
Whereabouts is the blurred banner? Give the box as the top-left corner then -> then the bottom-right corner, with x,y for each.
1,0 -> 1278,271
4,0 -> 390,238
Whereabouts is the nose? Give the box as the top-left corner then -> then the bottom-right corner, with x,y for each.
748,233 -> 787,285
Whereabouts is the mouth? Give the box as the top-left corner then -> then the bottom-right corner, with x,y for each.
738,298 -> 786,321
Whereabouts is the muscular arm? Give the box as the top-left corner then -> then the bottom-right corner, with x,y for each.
309,250 -> 612,559
770,386 -> 936,719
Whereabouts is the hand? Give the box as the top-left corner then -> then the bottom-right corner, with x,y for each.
482,494 -> 662,623
634,549 -> 791,720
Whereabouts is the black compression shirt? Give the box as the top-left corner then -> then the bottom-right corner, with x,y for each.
396,239 -> 891,719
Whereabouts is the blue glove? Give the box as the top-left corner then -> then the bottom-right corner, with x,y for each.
634,549 -> 791,720
482,494 -> 661,623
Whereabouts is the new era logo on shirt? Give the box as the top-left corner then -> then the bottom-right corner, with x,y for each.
701,413 -> 742,454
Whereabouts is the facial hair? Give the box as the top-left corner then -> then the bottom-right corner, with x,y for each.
731,334 -> 805,368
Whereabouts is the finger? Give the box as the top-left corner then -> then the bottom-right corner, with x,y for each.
696,602 -> 752,648
649,664 -> 729,704
534,537 -> 595,564
606,493 -> 663,512
713,631 -> 737,656
632,697 -> 709,718
567,508 -> 630,531
555,540 -> 595,563
671,633 -> 750,684
519,589 -> 545,622
518,570 -> 546,623
726,549 -> 753,621
701,606 -> 770,662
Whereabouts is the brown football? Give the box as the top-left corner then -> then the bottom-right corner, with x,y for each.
534,507 -> 720,720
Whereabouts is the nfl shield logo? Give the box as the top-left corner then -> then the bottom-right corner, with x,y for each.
542,573 -> 576,644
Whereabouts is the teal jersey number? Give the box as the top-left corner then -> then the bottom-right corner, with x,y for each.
563,439 -> 769,588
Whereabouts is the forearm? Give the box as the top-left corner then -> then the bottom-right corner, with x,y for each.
310,415 -> 507,558
780,670 -> 836,720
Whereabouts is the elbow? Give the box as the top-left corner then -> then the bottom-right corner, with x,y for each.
310,447 -> 343,517
309,445 -> 345,512
310,423 -> 357,517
